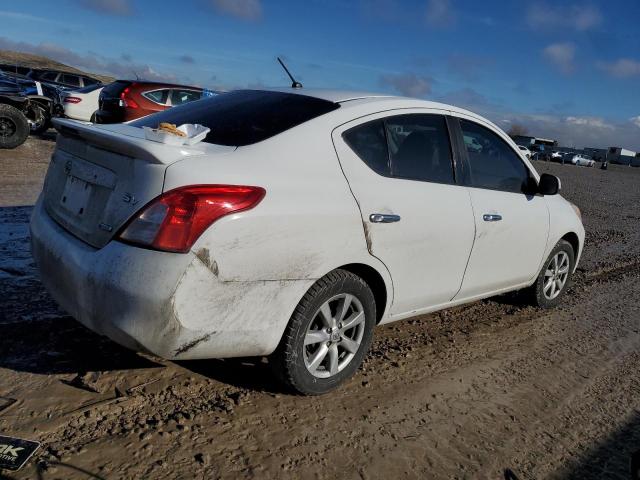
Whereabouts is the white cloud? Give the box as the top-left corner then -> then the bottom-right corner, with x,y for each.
597,58 -> 640,78
210,0 -> 262,21
527,3 -> 601,31
566,116 -> 613,129
543,42 -> 575,74
425,0 -> 455,27
379,72 -> 433,97
630,116 -> 640,128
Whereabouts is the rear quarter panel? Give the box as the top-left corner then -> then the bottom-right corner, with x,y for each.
163,118 -> 392,286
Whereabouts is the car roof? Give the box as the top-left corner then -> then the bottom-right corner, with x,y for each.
256,87 -> 499,129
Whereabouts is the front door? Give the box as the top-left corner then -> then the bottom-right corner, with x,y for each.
452,116 -> 549,299
333,112 -> 476,315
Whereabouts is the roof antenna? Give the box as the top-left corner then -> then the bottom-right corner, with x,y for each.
277,56 -> 302,89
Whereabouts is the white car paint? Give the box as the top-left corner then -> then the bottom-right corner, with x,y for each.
570,154 -> 596,167
61,85 -> 103,122
517,145 -> 531,159
30,89 -> 584,361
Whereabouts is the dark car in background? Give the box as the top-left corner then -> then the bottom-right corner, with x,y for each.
29,69 -> 101,90
94,81 -> 215,123
0,78 -> 31,148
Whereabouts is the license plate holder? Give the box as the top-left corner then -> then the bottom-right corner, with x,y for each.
60,175 -> 92,216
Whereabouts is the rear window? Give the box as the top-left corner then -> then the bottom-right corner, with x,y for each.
130,90 -> 340,147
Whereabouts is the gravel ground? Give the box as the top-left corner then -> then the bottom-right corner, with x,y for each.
0,137 -> 639,479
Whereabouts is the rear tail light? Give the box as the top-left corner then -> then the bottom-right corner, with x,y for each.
120,86 -> 139,109
63,96 -> 82,104
117,185 -> 266,253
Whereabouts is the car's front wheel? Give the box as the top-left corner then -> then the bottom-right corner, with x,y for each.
526,240 -> 575,308
272,269 -> 376,395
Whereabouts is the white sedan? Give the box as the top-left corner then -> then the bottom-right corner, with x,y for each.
570,154 -> 596,167
517,145 -> 532,159
61,84 -> 103,122
30,89 -> 585,394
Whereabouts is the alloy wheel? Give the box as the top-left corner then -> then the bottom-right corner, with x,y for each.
303,293 -> 366,378
543,251 -> 570,300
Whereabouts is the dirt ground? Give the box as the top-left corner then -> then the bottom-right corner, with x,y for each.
1,137 -> 639,480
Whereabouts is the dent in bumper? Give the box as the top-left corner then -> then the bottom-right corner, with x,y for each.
30,199 -> 312,360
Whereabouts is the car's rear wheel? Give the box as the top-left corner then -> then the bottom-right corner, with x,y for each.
271,269 -> 376,395
526,240 -> 575,308
0,104 -> 29,149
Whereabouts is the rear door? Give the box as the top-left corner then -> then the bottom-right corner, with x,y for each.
333,111 -> 475,315
451,115 -> 549,299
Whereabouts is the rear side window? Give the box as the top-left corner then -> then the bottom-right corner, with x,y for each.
62,74 -> 81,87
131,90 -> 340,147
343,121 -> 388,175
460,119 -> 531,193
143,89 -> 170,105
343,114 -> 455,184
41,72 -> 57,81
83,77 -> 100,86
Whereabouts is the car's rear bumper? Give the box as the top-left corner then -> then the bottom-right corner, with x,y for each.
30,198 -> 312,360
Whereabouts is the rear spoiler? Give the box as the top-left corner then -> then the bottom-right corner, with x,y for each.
52,118 -> 222,165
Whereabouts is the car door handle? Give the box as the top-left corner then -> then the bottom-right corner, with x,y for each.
483,214 -> 502,222
369,213 -> 401,223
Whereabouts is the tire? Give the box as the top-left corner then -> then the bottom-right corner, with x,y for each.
525,240 -> 575,308
26,102 -> 50,135
271,269 -> 377,395
0,104 -> 29,149
90,113 -> 97,123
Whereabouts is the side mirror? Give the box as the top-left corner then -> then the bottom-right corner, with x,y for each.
538,173 -> 561,195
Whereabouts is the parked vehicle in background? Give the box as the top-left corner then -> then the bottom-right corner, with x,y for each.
551,151 -> 563,161
31,88 -> 585,395
29,69 -> 102,90
517,145 -> 531,159
0,79 -> 30,148
94,81 -> 216,123
0,70 -> 61,134
61,84 -> 103,122
570,154 -> 595,167
530,145 -> 550,161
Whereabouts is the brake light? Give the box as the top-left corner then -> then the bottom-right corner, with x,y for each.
120,87 -> 139,109
64,96 -> 82,104
117,185 -> 266,253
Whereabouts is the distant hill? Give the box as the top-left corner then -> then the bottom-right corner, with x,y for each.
0,49 -> 114,83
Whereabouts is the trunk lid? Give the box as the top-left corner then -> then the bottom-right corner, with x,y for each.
43,118 -> 234,248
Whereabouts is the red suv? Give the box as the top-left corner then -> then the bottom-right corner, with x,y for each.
95,81 -> 211,123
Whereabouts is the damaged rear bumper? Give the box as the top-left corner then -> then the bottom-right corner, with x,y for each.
30,198 -> 313,360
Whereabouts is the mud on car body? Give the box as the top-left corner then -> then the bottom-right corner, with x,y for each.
31,89 -> 585,395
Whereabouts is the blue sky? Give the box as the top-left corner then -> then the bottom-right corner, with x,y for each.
1,0 -> 639,149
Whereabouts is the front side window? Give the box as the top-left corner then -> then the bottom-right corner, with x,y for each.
343,114 -> 455,184
460,119 -> 531,193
